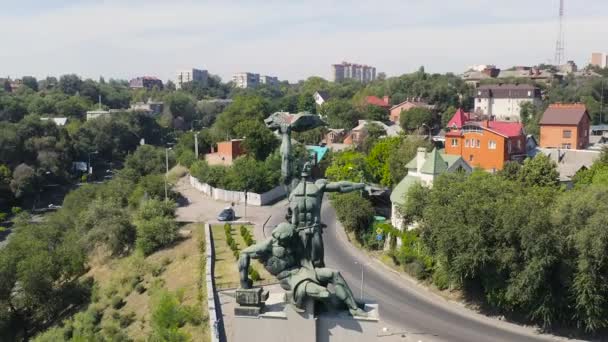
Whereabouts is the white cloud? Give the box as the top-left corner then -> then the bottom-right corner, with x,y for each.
0,0 -> 607,82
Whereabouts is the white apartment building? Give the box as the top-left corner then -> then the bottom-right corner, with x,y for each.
232,72 -> 278,88
474,84 -> 542,121
176,68 -> 208,89
331,61 -> 376,83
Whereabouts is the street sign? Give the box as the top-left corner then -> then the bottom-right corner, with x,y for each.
376,227 -> 383,235
376,234 -> 383,241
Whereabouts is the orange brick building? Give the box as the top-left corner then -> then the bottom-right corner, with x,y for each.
445,120 -> 526,171
389,99 -> 435,123
539,104 -> 590,150
205,139 -> 244,166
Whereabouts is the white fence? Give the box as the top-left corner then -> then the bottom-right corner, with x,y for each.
189,175 -> 286,206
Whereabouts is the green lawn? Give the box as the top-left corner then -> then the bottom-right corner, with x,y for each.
211,224 -> 275,290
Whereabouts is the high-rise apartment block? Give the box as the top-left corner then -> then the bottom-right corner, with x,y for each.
232,72 -> 278,88
176,68 -> 208,89
591,52 -> 608,68
331,61 -> 376,83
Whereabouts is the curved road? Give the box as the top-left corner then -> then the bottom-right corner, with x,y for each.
264,197 -> 565,342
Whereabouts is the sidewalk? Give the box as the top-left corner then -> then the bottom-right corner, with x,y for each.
174,176 -> 285,241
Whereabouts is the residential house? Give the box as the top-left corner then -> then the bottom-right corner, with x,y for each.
539,103 -> 590,150
129,76 -> 163,90
205,139 -> 244,166
343,120 -> 402,146
462,65 -> 559,87
86,110 -> 111,121
534,148 -> 600,185
390,148 -> 471,237
40,117 -> 68,126
446,108 -> 471,130
389,98 -> 435,124
365,96 -> 390,109
130,99 -> 164,116
313,91 -> 331,106
474,84 -> 542,121
445,118 -> 526,171
322,128 -> 346,145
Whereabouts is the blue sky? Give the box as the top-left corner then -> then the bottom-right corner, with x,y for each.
1,0 -> 607,82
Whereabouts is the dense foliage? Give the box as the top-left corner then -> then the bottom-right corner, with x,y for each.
394,153 -> 608,333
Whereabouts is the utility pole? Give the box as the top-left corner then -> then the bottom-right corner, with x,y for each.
194,132 -> 199,160
164,147 -> 172,201
601,79 -> 605,125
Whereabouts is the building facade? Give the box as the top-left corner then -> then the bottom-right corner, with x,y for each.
129,76 -> 163,90
539,104 -> 590,150
176,68 -> 208,89
389,99 -> 435,124
474,84 -> 541,121
445,120 -> 526,171
232,72 -> 278,88
205,139 -> 244,166
390,148 -> 471,234
331,61 -> 376,83
591,52 -> 608,68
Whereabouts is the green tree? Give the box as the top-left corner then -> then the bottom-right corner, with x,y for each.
363,104 -> 388,122
124,145 -> 173,180
134,199 -> 178,255
167,91 -> 196,124
332,192 -> 374,240
234,120 -> 279,161
58,74 -> 83,95
366,137 -> 401,186
399,107 -> 433,132
9,164 -> 36,198
77,199 -> 135,255
213,95 -> 269,139
325,150 -> 367,182
21,76 -> 38,92
518,154 -> 559,187
320,99 -> 362,130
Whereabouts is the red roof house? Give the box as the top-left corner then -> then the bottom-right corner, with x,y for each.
446,109 -> 471,130
365,96 -> 391,109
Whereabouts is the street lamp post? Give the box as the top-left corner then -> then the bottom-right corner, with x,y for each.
194,132 -> 199,160
164,147 -> 172,201
354,261 -> 369,301
88,151 -> 99,176
421,123 -> 431,142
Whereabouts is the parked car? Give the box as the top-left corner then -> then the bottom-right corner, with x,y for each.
217,207 -> 235,221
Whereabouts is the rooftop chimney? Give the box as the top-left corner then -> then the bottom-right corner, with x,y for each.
416,147 -> 427,174
383,96 -> 390,104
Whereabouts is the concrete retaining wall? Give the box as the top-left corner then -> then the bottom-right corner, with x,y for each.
189,175 -> 285,206
205,223 -> 221,342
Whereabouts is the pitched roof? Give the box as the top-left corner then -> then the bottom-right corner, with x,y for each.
540,104 -> 589,125
446,109 -> 470,129
486,121 -> 524,138
390,175 -> 420,205
536,147 -> 600,181
365,96 -> 390,107
315,91 -> 330,100
390,99 -> 434,111
420,148 -> 448,175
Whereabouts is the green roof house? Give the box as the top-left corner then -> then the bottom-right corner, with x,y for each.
391,147 -> 471,234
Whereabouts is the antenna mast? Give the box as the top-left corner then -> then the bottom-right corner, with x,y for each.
554,0 -> 565,65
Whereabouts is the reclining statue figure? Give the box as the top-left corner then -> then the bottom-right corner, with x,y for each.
238,222 -> 366,317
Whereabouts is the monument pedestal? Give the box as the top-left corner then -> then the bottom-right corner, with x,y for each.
234,292 -> 380,342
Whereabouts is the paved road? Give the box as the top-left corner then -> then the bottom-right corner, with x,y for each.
175,177 -> 567,342
264,197 -> 566,342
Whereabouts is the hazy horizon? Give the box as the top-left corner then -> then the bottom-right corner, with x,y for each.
1,0 -> 607,83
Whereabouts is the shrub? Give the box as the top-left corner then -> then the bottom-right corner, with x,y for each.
249,267 -> 261,281
119,311 -> 136,328
134,199 -> 178,255
135,283 -> 146,294
111,295 -> 125,309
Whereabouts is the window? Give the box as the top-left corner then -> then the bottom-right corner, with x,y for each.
477,98 -> 482,103
488,140 -> 497,149
451,138 -> 458,147
517,140 -> 522,150
584,129 -> 588,137
465,139 -> 470,147
476,139 -> 481,148
508,141 -> 512,153
469,154 -> 474,162
563,130 -> 572,138
561,143 -> 571,149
